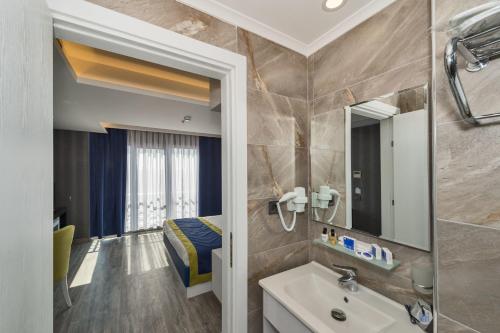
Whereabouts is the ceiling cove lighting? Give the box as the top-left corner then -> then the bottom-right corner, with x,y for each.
57,39 -> 211,105
323,0 -> 345,11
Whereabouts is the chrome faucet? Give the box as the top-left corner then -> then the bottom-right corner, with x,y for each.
332,264 -> 358,292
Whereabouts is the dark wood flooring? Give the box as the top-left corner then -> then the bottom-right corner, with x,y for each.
54,231 -> 221,333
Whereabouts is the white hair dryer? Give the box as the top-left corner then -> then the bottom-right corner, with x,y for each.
276,187 -> 308,232
312,186 -> 341,223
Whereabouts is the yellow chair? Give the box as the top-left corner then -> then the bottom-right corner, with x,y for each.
53,225 -> 75,307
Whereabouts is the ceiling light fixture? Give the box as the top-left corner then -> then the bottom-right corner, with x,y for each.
182,115 -> 192,123
323,0 -> 345,11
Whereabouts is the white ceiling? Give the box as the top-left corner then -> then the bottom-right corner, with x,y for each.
178,0 -> 396,55
54,49 -> 221,136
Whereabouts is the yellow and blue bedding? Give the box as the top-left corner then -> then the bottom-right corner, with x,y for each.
163,217 -> 222,287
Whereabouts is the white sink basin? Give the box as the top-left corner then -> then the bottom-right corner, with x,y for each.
259,261 -> 422,333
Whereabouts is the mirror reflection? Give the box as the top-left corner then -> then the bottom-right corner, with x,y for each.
311,85 -> 431,251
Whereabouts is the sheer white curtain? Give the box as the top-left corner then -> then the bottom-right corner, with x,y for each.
126,130 -> 199,232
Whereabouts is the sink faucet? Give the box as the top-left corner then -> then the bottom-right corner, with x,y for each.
331,264 -> 358,292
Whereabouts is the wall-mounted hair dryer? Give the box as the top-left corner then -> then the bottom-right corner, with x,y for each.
311,186 -> 341,223
276,187 -> 308,232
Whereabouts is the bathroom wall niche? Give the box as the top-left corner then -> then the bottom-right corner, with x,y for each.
310,84 -> 431,251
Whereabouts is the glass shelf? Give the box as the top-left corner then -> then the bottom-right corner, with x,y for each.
313,239 -> 400,271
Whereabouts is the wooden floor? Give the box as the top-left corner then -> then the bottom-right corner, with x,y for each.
54,231 -> 221,333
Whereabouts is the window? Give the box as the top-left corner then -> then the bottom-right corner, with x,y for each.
125,131 -> 198,232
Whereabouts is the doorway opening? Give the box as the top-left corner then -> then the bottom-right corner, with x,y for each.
49,1 -> 248,332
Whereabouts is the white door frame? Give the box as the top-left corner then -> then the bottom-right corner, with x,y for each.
344,106 -> 352,230
48,1 -> 248,332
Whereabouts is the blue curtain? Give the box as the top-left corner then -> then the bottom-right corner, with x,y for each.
198,137 -> 222,216
89,129 -> 127,238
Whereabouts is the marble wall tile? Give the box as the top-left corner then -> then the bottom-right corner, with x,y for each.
248,241 -> 309,313
437,315 -> 477,333
237,29 -> 307,100
247,145 -> 308,200
87,0 -> 237,52
436,120 -> 500,229
434,1 -> 500,330
248,198 -> 308,256
312,0 -> 431,99
247,88 -> 307,148
247,308 -> 263,333
437,220 -> 500,333
310,107 -> 344,151
311,57 -> 431,114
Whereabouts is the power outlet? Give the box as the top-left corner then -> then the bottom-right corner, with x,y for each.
268,201 -> 279,215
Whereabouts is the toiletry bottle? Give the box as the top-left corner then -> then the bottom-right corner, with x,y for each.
329,229 -> 336,245
321,228 -> 328,242
382,247 -> 393,265
343,236 -> 356,251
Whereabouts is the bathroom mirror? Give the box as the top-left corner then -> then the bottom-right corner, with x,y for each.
311,84 -> 431,251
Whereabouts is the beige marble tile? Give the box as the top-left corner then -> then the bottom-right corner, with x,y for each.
248,198 -> 308,256
312,56 -> 431,116
437,220 -> 500,333
436,121 -> 500,229
247,307 -> 263,333
237,29 -> 307,100
87,0 -> 237,51
312,0 -> 431,99
437,314 -> 477,333
247,88 -> 307,148
247,145 -> 307,200
248,241 -> 309,313
310,107 -> 345,151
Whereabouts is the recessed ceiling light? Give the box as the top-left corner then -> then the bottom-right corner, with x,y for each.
182,115 -> 192,123
323,0 -> 345,11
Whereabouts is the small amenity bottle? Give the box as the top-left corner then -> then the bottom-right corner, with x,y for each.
321,227 -> 328,242
329,228 -> 336,245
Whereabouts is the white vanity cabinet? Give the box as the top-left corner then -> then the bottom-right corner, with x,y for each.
263,291 -> 312,333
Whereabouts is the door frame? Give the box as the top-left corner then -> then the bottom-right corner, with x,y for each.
48,1 -> 248,332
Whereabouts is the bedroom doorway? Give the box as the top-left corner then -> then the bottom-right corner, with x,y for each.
49,0 -> 248,332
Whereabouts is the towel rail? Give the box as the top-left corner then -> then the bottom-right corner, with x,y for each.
444,37 -> 500,125
444,5 -> 500,125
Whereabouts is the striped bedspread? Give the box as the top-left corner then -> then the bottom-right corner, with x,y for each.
165,217 -> 222,286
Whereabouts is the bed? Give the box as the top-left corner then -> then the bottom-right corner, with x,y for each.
163,215 -> 222,298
